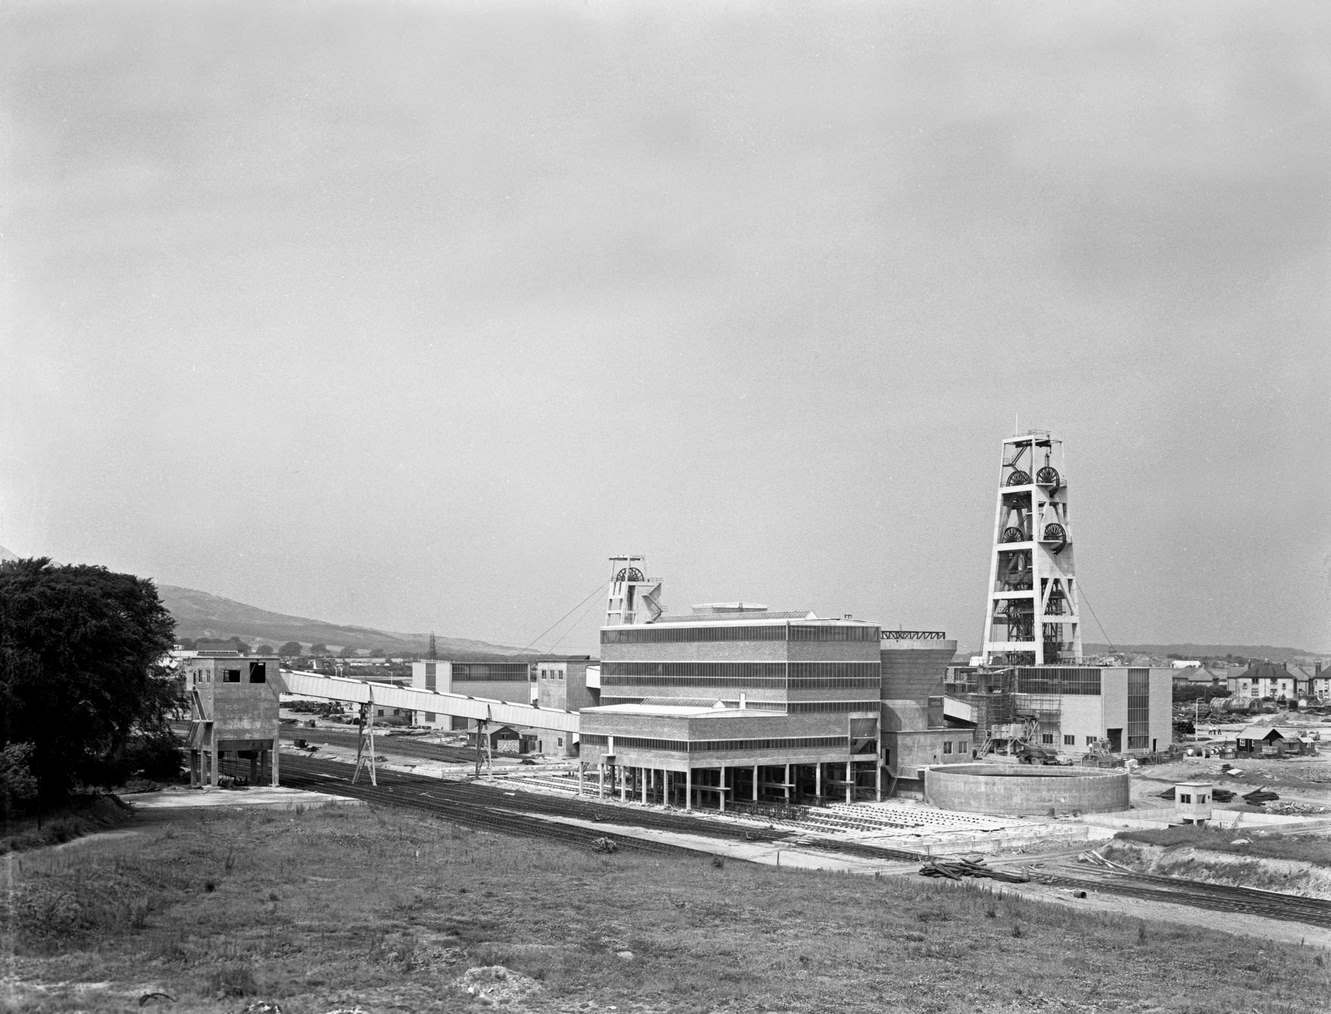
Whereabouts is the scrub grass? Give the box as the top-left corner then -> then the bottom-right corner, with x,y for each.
0,794 -> 134,856
1117,824 -> 1331,866
3,805 -> 1329,1013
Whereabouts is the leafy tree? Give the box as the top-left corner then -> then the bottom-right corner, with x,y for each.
0,743 -> 38,818
255,644 -> 275,655
0,558 -> 176,803
278,641 -> 303,657
309,643 -> 329,655
229,637 -> 252,654
339,646 -> 358,658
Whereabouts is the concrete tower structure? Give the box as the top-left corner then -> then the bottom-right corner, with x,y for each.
981,430 -> 1082,666
604,555 -> 663,626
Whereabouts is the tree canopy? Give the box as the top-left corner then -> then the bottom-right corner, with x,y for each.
0,558 -> 176,803
278,641 -> 303,657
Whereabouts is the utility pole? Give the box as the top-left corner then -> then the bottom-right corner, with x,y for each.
352,689 -> 377,786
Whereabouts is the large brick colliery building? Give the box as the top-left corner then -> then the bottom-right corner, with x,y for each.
576,553 -> 1173,811
577,559 -> 963,808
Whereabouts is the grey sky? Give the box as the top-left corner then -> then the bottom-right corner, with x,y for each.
3,1 -> 1328,654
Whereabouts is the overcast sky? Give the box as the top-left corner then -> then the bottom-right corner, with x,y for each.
3,1 -> 1328,655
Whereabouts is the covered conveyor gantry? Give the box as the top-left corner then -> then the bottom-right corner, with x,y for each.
278,670 -> 581,734
278,669 -> 581,784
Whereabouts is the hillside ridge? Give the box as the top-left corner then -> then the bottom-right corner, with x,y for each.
158,583 -> 524,656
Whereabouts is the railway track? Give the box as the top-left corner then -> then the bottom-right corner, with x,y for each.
279,756 -> 717,859
1037,864 -> 1331,930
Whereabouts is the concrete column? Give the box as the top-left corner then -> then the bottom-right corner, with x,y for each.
641,768 -> 648,804
685,768 -> 692,811
815,763 -> 821,798
598,763 -> 605,799
783,763 -> 790,804
875,759 -> 882,802
271,738 -> 280,787
577,763 -> 584,797
752,764 -> 759,802
845,760 -> 852,803
719,766 -> 726,813
620,766 -> 628,802
210,742 -> 220,787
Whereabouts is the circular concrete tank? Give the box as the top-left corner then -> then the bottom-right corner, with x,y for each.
924,763 -> 1129,816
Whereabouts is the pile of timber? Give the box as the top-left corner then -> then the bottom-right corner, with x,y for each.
919,857 -> 1030,883
1242,789 -> 1280,805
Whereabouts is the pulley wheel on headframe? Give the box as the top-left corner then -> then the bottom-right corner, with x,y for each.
1005,470 -> 1031,486
1001,526 -> 1026,543
1035,466 -> 1060,487
1042,523 -> 1067,549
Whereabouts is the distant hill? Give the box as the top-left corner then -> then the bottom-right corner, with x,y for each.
158,584 -> 524,656
952,641 -> 1326,663
1083,642 -> 1326,661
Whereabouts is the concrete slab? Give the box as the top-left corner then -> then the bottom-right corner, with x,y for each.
125,787 -> 365,811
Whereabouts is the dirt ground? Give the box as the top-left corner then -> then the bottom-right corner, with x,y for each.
1131,732 -> 1331,811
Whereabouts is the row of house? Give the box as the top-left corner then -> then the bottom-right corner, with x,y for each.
1225,661 -> 1331,702
1168,660 -> 1331,703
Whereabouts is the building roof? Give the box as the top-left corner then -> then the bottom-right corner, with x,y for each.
652,610 -> 819,624
1236,724 -> 1306,741
1173,664 -> 1222,683
583,702 -> 785,719
1239,661 -> 1291,680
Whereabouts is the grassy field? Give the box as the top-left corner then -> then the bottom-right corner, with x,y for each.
4,804 -> 1330,1014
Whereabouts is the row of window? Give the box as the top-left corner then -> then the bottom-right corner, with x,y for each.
1013,667 -> 1104,696
192,662 -> 267,684
939,740 -> 971,755
582,734 -> 849,754
451,663 -> 531,682
602,661 -> 881,679
1127,668 -> 1150,748
594,698 -> 877,714
602,625 -> 788,644
787,701 -> 879,713
788,626 -> 880,642
600,624 -> 880,645
1041,734 -> 1101,746
599,675 -> 881,692
602,675 -> 787,688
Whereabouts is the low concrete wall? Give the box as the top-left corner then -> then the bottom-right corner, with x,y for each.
924,764 -> 1129,816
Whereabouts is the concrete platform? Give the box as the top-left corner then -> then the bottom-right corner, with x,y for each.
125,786 -> 366,811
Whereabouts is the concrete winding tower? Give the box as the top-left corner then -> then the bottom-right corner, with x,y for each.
981,430 -> 1082,666
605,555 -> 663,626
